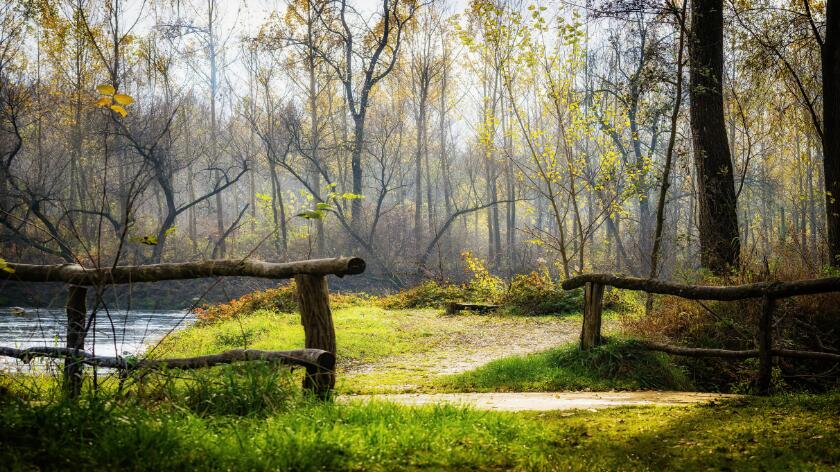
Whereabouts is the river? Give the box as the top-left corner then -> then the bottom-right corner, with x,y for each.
0,307 -> 194,371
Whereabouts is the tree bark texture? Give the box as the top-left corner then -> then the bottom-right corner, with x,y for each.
295,274 -> 336,396
2,346 -> 334,372
563,272 -> 840,300
581,282 -> 605,350
824,0 -> 840,264
63,285 -> 87,398
2,257 -> 366,285
689,0 -> 740,273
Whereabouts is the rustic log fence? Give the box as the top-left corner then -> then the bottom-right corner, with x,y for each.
0,257 -> 365,398
561,273 -> 840,395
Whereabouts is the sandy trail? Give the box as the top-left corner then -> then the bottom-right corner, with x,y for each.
344,315 -> 618,376
341,391 -> 741,411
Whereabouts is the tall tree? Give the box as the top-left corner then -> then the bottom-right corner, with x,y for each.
689,0 -> 740,273
318,0 -> 420,231
822,0 -> 840,264
409,9 -> 442,260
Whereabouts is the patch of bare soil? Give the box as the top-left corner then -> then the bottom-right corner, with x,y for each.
341,391 -> 742,411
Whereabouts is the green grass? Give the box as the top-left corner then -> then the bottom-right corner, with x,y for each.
442,339 -> 695,392
1,384 -> 838,471
157,307 -> 435,363
2,303 -> 838,470
156,306 -> 586,394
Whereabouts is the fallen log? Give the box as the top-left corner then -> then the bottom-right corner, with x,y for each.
444,302 -> 501,315
0,346 -> 335,372
0,257 -> 366,285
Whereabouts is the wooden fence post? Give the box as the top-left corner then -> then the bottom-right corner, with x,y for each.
64,285 -> 87,398
294,274 -> 336,397
581,282 -> 605,351
757,295 -> 775,395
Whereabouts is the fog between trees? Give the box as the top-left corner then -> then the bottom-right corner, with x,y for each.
0,0 -> 836,288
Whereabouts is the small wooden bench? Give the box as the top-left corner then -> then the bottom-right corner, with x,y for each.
444,302 -> 500,315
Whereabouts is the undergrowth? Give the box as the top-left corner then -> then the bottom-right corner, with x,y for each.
380,253 -> 583,315
623,269 -> 840,393
193,281 -> 371,323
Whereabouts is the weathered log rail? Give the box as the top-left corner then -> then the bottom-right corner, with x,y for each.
0,346 -> 334,372
561,273 -> 840,394
0,257 -> 366,285
0,257 -> 365,398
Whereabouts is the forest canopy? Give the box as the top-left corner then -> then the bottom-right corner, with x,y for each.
0,0 -> 836,287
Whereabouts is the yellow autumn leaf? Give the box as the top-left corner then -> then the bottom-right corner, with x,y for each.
109,104 -> 128,118
95,96 -> 113,107
113,93 -> 134,106
96,84 -> 116,95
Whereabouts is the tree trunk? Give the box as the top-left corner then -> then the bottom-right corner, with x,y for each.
351,115 -> 365,231
64,286 -> 87,398
414,89 -> 427,259
689,0 -> 740,273
757,295 -> 775,395
808,146 -> 818,259
294,274 -> 336,397
824,0 -> 840,265
268,158 -> 286,256
581,282 -> 604,350
307,27 -> 325,257
649,0 -> 687,293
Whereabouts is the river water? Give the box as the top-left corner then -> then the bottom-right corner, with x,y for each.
0,307 -> 194,371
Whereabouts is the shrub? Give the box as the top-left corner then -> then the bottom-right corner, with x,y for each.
622,272 -> 840,393
378,280 -> 471,309
502,270 -> 581,315
603,287 -> 645,314
379,262 -> 584,315
193,282 -> 370,324
461,250 -> 505,301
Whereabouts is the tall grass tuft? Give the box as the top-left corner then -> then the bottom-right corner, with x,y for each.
130,362 -> 303,416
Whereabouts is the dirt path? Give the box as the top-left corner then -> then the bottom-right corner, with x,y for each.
342,391 -> 741,411
342,313 -> 619,393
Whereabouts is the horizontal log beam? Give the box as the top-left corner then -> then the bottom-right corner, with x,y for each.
774,348 -> 840,362
635,341 -> 840,362
0,346 -> 335,372
561,273 -> 840,300
0,257 -> 365,285
637,341 -> 759,358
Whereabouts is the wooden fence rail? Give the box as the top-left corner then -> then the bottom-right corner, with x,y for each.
0,346 -> 334,372
0,257 -> 365,398
561,273 -> 840,394
0,257 -> 366,285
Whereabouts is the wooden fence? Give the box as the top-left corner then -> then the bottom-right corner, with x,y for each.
0,257 -> 365,398
561,273 -> 840,394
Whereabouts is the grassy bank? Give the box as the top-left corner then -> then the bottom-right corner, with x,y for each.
2,295 -> 838,470
158,306 -> 430,363
0,385 -> 837,471
442,339 -> 694,392
156,306 -> 587,393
